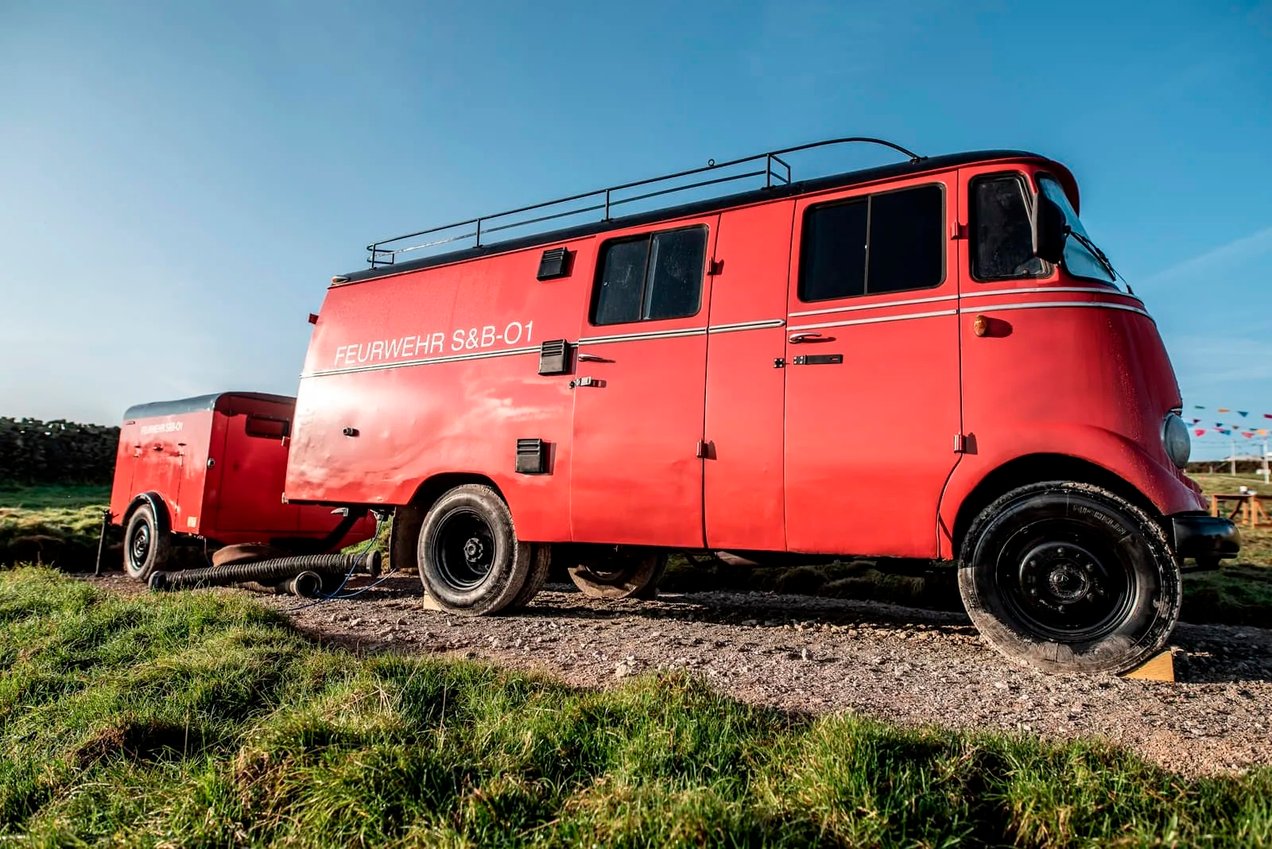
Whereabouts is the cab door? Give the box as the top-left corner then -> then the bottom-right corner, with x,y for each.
783,175 -> 962,557
569,216 -> 719,547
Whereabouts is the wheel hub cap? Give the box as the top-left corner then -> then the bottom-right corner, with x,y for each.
1019,543 -> 1102,611
463,537 -> 485,564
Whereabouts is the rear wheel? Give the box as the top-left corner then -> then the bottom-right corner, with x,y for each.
566,546 -> 667,599
416,485 -> 538,615
958,481 -> 1181,674
123,502 -> 171,581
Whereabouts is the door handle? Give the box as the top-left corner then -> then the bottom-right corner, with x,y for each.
577,353 -> 611,363
788,332 -> 825,344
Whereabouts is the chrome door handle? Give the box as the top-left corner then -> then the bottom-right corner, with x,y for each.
577,353 -> 611,363
788,332 -> 824,344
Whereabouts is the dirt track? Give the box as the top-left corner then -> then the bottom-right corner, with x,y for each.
95,573 -> 1272,776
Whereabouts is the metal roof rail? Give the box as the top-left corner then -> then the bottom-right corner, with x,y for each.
365,137 -> 923,268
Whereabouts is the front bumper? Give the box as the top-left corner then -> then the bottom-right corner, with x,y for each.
1171,513 -> 1240,563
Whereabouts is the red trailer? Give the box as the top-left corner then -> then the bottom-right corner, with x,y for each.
113,138 -> 1240,673
108,392 -> 374,579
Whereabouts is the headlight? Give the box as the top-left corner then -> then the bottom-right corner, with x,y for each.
1162,413 -> 1191,469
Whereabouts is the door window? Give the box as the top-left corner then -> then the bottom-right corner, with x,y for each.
591,226 -> 707,325
971,173 -> 1045,280
798,184 -> 943,301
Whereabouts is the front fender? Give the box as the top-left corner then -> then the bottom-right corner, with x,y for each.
937,423 -> 1206,559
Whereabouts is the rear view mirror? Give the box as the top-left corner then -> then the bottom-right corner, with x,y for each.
1032,194 -> 1067,263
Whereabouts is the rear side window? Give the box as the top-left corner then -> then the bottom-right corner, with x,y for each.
799,184 -> 943,301
972,174 -> 1042,280
592,226 -> 707,325
244,415 -> 290,439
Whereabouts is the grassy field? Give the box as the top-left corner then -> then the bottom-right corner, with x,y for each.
0,566 -> 1268,847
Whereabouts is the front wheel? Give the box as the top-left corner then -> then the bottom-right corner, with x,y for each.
958,482 -> 1181,674
416,485 -> 541,615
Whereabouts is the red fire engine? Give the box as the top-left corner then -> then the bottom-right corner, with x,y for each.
111,138 -> 1238,673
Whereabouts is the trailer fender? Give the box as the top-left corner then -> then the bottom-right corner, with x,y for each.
124,492 -> 172,537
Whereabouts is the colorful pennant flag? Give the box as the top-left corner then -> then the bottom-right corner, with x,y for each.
1195,429 -> 1206,436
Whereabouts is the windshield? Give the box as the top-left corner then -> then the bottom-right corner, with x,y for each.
1038,175 -> 1118,287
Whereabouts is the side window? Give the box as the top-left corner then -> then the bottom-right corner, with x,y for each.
244,415 -> 290,439
972,174 -> 1043,280
799,184 -> 943,301
592,226 -> 707,325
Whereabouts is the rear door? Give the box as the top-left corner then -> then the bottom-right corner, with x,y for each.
783,174 -> 962,557
569,215 -> 719,547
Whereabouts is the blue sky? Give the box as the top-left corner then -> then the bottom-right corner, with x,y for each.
2,0 -> 1270,459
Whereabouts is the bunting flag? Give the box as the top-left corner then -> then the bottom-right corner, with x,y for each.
1220,429 -> 1232,435
1218,407 -> 1231,413
1195,429 -> 1206,436
1243,431 -> 1256,438
1240,411 -> 1250,417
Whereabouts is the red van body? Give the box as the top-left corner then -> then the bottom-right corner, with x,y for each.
109,392 -> 373,548
287,151 -> 1211,559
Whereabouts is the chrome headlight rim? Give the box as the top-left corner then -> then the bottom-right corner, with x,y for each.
1162,412 -> 1191,469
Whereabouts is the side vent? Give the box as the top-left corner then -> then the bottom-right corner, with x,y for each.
538,339 -> 571,375
537,247 -> 572,280
515,438 -> 548,474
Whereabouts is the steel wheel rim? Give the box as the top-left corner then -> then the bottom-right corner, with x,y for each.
128,522 -> 151,570
991,515 -> 1136,642
435,509 -> 496,591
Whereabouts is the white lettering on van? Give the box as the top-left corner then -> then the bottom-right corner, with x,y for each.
140,421 -> 184,435
330,321 -> 534,368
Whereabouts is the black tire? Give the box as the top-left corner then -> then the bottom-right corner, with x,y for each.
566,547 -> 668,599
958,481 -> 1181,674
416,485 -> 536,616
123,502 -> 171,581
506,545 -> 552,610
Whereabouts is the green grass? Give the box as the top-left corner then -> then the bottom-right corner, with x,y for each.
0,485 -> 107,568
0,566 -> 1268,847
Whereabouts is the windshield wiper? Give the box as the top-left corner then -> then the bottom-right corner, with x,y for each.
1065,226 -> 1120,283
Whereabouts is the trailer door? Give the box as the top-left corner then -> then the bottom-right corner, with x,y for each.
783,175 -> 962,557
570,215 -> 719,547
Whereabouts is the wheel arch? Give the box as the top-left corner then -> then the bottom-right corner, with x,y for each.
947,453 -> 1161,559
123,491 -> 172,536
390,473 -> 509,574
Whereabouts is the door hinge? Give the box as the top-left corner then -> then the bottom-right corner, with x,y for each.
950,222 -> 967,240
708,259 -> 724,276
953,433 -> 967,453
695,439 -> 716,460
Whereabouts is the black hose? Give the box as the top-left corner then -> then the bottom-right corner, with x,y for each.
149,551 -> 380,592
240,570 -> 324,597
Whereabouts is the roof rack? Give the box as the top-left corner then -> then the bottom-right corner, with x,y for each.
365,137 -> 923,268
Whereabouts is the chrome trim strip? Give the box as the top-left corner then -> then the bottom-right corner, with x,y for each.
788,293 -> 957,317
304,344 -> 540,378
963,285 -> 1144,304
578,327 -> 707,345
963,300 -> 1151,319
708,318 -> 786,333
789,308 -> 958,331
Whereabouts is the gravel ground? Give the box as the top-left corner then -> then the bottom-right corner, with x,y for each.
92,572 -> 1271,777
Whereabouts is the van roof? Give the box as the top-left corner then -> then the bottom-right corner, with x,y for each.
339,147 -> 1058,286
123,392 -> 296,421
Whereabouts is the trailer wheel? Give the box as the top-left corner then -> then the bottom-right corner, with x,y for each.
416,485 -> 537,615
123,503 -> 171,581
566,547 -> 668,599
958,482 -> 1181,674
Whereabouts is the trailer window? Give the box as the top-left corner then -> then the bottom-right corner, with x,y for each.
244,415 -> 290,439
799,184 -> 943,301
592,226 -> 706,325
972,174 -> 1044,280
